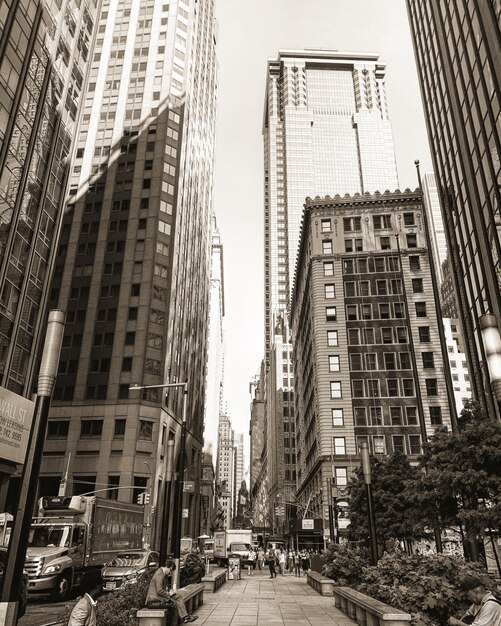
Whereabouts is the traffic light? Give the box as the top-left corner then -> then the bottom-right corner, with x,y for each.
137,492 -> 145,505
144,492 -> 150,504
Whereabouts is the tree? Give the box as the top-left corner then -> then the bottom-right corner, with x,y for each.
347,451 -> 419,546
410,401 -> 501,561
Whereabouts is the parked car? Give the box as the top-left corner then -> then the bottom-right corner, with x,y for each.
0,546 -> 28,621
102,550 -> 159,592
180,553 -> 205,587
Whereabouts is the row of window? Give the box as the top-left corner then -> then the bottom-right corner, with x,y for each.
323,213 -> 416,235
332,403 -> 442,427
332,434 -> 421,456
47,418 -> 154,440
325,301 -> 428,322
323,255 -> 421,277
322,233 -> 418,255
325,326 -> 433,346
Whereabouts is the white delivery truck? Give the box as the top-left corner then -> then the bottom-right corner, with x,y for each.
25,495 -> 143,601
213,529 -> 253,566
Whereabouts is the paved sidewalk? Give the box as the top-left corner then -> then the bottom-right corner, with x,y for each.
196,569 -> 356,626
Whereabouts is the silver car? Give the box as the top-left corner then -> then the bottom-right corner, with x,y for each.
102,550 -> 159,591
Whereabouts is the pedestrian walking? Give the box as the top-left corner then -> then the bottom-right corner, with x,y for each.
301,550 -> 310,576
294,552 -> 301,577
247,550 -> 256,576
268,549 -> 277,578
279,550 -> 286,576
288,550 -> 295,574
257,548 -> 264,571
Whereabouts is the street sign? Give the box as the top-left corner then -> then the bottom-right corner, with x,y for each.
302,519 -> 314,530
0,386 -> 34,465
182,508 -> 189,518
183,481 -> 195,493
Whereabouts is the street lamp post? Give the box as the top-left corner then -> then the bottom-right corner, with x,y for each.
360,442 -> 378,566
159,439 -> 175,564
129,381 -> 188,590
0,311 -> 65,626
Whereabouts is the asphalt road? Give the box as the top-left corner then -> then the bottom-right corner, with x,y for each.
18,596 -> 76,626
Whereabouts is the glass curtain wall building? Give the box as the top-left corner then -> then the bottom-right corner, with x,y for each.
30,0 -> 217,540
406,1 -> 501,418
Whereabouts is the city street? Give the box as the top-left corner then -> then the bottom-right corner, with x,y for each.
17,569 -> 355,626
195,568 -> 354,626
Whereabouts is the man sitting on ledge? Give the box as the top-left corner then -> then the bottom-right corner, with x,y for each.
146,555 -> 198,623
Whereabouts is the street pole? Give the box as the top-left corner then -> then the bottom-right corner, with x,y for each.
0,310 -> 65,626
360,442 -> 378,566
159,439 -> 175,564
173,383 -> 188,590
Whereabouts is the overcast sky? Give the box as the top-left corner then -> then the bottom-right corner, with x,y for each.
211,0 -> 433,468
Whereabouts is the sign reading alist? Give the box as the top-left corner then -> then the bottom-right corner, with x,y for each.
0,386 -> 34,465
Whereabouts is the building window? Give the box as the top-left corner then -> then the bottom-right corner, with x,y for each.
343,216 -> 361,232
422,352 -> 435,368
321,219 -> 332,232
354,407 -> 367,425
122,357 -> 132,372
108,476 -> 120,500
352,380 -> 364,397
361,304 -> 372,320
348,328 -> 360,345
380,236 -> 391,250
346,305 -> 357,320
139,420 -> 153,440
392,435 -> 406,453
406,406 -> 418,425
364,327 -> 375,344
426,379 -> 438,396
325,284 -> 336,299
430,406 -> 443,425
327,330 -> 338,346
47,421 -> 70,439
381,328 -> 393,344
329,355 -> 340,372
114,419 -> 126,438
402,379 -> 414,396
326,307 -> 337,321
373,436 -> 385,454
322,240 -> 333,254
408,435 -> 422,455
412,278 -> 424,293
373,215 -> 391,230
324,262 -> 334,276
350,354 -> 362,370
333,437 -> 346,455
335,467 -> 348,487
376,280 -> 387,295
396,327 -> 408,343
403,212 -> 415,226
384,353 -> 396,370
330,381 -> 342,399
379,303 -> 390,319
419,326 -> 431,342
406,233 -> 417,248
344,282 -> 356,297
394,303 -> 405,318
343,259 -> 354,274
409,255 -> 420,270
81,419 -> 103,438
370,406 -> 382,425
390,406 -> 402,425
331,408 -> 344,426
400,352 -> 411,369
387,379 -> 399,396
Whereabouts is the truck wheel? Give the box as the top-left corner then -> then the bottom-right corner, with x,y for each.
50,574 -> 70,602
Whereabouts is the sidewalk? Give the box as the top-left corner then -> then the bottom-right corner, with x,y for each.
195,568 -> 357,626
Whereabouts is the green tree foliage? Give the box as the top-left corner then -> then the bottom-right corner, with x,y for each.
346,451 -> 418,544
410,401 -> 501,559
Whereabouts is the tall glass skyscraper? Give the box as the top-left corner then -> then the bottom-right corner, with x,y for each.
263,49 -> 399,351
28,0 -> 218,540
406,1 -> 501,418
0,0 -> 98,396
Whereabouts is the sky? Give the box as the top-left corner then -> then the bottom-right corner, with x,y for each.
211,0 -> 433,464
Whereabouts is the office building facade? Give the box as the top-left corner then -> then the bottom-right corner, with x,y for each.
290,190 -> 452,529
33,0 -> 217,540
0,0 -> 99,501
422,172 -> 447,285
216,412 -> 234,528
406,1 -> 501,418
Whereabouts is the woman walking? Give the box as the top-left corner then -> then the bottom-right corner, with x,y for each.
294,551 -> 301,577
268,549 -> 277,578
279,550 -> 286,576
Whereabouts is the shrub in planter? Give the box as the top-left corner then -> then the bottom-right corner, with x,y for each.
96,570 -> 155,626
358,553 -> 501,626
321,542 -> 370,586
